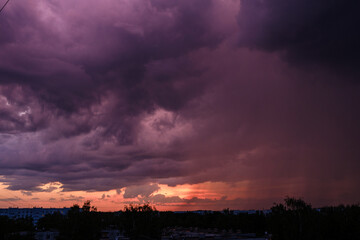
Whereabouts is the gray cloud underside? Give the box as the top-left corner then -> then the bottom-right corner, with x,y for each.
0,0 -> 359,205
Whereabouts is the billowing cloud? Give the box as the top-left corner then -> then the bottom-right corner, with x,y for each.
0,0 -> 359,209
124,184 -> 160,199
0,0 -> 229,192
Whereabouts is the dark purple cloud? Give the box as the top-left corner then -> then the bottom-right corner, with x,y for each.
0,0 -> 359,208
238,0 -> 360,77
0,197 -> 22,202
1,0 -> 221,114
0,0 -> 230,192
60,195 -> 85,202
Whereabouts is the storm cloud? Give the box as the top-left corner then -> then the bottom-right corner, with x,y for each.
238,0 -> 360,77
0,0 -> 359,208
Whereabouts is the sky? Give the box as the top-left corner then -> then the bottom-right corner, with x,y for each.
0,0 -> 359,211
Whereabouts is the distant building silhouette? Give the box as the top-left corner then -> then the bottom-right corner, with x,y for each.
0,207 -> 70,224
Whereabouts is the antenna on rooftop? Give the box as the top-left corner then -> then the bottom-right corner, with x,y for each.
0,0 -> 10,14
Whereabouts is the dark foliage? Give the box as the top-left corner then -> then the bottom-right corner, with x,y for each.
36,201 -> 102,240
269,197 -> 360,240
158,210 -> 267,235
2,198 -> 358,240
122,204 -> 161,239
57,202 -> 101,240
0,216 -> 34,240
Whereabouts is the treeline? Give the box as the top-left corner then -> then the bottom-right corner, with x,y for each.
269,198 -> 360,240
0,198 -> 359,240
0,216 -> 34,240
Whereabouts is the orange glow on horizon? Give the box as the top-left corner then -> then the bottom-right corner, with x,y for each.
0,179 -> 344,211
0,181 -> 253,211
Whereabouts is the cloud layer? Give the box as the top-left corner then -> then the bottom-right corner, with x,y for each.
238,0 -> 360,76
0,0 -> 359,208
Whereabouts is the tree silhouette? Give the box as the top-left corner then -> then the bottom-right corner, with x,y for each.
58,201 -> 101,240
123,203 -> 160,239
